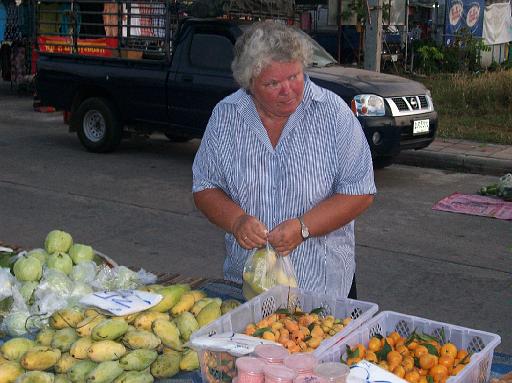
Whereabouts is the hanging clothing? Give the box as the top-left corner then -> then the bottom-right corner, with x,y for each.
59,2 -> 81,36
4,0 -> 21,41
0,1 -> 7,41
38,3 -> 60,34
103,2 -> 121,37
10,39 -> 25,84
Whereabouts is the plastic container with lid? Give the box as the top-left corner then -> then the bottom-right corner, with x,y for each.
284,353 -> 318,377
313,362 -> 350,383
236,357 -> 266,383
293,375 -> 328,383
264,364 -> 297,383
254,344 -> 289,365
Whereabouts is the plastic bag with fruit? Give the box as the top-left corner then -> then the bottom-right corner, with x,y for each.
242,242 -> 298,300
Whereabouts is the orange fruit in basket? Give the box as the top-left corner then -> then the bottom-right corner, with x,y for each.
244,324 -> 256,336
262,331 -> 275,341
352,343 -> 366,358
404,369 -> 420,382
365,350 -> 378,363
392,364 -> 406,378
452,363 -> 465,375
383,336 -> 395,348
378,360 -> 389,370
387,350 -> 403,365
429,364 -> 449,382
456,349 -> 470,363
389,331 -> 402,344
368,337 -> 382,352
438,355 -> 455,372
402,356 -> 415,372
419,353 -> 438,370
396,344 -> 409,356
407,341 -> 419,351
440,343 -> 458,359
418,377 -> 429,383
347,357 -> 361,366
414,345 -> 429,358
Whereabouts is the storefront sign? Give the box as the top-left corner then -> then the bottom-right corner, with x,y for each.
444,0 -> 485,44
37,36 -> 118,56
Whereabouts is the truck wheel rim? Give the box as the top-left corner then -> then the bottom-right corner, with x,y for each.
83,110 -> 106,142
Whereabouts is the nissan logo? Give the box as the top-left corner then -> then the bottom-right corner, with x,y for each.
409,97 -> 418,109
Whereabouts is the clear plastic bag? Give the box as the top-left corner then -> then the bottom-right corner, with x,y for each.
497,173 -> 512,201
242,243 -> 298,300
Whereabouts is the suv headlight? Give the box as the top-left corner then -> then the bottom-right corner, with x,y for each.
351,94 -> 385,116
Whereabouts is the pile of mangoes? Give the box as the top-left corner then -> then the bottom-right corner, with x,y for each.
244,308 -> 352,353
0,283 -> 240,383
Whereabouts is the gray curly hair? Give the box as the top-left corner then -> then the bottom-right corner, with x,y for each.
231,21 -> 313,90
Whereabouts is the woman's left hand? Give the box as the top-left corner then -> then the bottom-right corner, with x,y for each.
267,219 -> 303,256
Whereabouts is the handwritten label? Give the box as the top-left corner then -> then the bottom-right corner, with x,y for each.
79,290 -> 163,316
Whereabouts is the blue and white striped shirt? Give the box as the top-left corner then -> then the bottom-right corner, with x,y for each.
192,76 -> 376,297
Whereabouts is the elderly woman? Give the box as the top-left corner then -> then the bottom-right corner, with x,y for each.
192,21 -> 376,298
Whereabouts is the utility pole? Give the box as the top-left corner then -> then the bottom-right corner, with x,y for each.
363,0 -> 383,71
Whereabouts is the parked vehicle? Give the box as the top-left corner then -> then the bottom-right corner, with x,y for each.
35,0 -> 437,167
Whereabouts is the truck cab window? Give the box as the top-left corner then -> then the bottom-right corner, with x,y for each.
189,33 -> 234,71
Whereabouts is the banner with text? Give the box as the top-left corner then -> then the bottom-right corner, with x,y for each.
444,0 -> 485,45
37,36 -> 118,57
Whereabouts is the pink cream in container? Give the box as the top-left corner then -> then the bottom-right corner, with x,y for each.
284,353 -> 318,377
253,344 -> 290,365
235,357 -> 266,383
264,364 -> 297,383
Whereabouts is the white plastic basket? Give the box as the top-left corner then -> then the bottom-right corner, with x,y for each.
317,311 -> 502,383
191,285 -> 379,357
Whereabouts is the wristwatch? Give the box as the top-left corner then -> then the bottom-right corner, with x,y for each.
297,216 -> 310,240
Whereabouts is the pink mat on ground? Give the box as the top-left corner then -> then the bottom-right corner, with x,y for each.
432,192 -> 512,220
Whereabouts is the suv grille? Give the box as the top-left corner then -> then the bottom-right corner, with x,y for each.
386,95 -> 433,116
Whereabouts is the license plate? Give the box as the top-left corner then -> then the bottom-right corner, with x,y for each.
391,54 -> 398,62
413,119 -> 429,135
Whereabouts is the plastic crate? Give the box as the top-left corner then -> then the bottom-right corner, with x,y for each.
316,311 -> 502,383
191,285 -> 379,358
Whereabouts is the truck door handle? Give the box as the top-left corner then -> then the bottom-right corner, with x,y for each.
181,75 -> 193,83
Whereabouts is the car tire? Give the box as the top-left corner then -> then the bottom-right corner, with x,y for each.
73,97 -> 122,153
373,156 -> 395,169
164,133 -> 191,143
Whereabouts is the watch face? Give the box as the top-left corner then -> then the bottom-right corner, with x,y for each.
301,227 -> 309,239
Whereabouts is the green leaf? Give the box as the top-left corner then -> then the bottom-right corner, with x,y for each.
427,376 -> 434,383
425,343 -> 439,356
252,327 -> 272,337
375,339 -> 392,361
308,323 -> 316,332
310,307 -> 325,315
414,356 -> 420,368
346,344 -> 360,359
275,308 -> 291,315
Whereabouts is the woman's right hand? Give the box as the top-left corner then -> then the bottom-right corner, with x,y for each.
232,214 -> 268,249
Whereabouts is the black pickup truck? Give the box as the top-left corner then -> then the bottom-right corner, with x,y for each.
35,11 -> 437,167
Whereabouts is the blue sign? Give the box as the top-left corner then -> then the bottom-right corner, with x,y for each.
444,0 -> 485,44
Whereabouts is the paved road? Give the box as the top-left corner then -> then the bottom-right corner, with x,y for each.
0,83 -> 510,352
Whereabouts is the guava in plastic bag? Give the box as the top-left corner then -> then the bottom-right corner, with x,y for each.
91,265 -> 157,291
497,173 -> 512,201
242,243 -> 298,300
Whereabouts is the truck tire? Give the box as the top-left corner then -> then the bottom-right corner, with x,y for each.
73,97 -> 122,153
